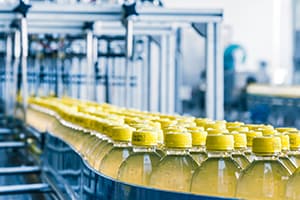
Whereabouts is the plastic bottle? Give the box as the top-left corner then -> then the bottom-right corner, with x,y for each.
285,166 -> 300,200
149,131 -> 198,192
98,126 -> 133,178
227,132 -> 250,169
190,134 -> 241,197
277,134 -> 297,174
236,136 -> 291,199
189,129 -> 208,165
117,129 -> 161,185
245,131 -> 263,162
287,131 -> 300,167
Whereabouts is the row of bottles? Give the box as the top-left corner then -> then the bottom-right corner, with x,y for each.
27,96 -> 300,199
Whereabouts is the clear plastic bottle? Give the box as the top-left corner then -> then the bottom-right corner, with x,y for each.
189,129 -> 208,165
286,167 -> 300,200
236,136 -> 291,199
89,123 -> 118,168
245,131 -> 263,162
227,132 -> 250,169
117,129 -> 161,186
149,131 -> 198,192
287,131 -> 300,167
277,134 -> 297,174
98,126 -> 133,179
190,134 -> 241,197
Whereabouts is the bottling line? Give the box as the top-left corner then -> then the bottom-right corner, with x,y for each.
0,0 -> 228,199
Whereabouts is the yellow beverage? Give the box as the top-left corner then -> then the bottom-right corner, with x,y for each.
189,129 -> 208,165
287,131 -> 300,167
98,126 -> 133,179
278,134 -> 297,173
286,167 -> 300,200
245,131 -> 263,162
149,131 -> 198,192
228,132 -> 250,169
190,134 -> 240,197
236,136 -> 291,199
117,129 -> 161,185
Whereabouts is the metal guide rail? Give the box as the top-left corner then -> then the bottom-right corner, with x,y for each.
0,118 -> 64,199
41,129 -> 238,200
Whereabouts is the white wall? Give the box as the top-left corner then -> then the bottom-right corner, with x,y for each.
164,0 -> 294,84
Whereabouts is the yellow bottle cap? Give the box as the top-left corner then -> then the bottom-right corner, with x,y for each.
155,119 -> 176,129
252,136 -> 281,154
186,126 -> 205,132
195,118 -> 212,127
257,127 -> 276,136
163,126 -> 187,134
246,131 -> 263,147
156,129 -> 164,144
287,131 -> 300,150
277,134 -> 290,151
226,121 -> 244,128
243,124 -> 263,131
132,129 -> 157,146
176,121 -> 197,128
164,132 -> 192,148
276,127 -> 297,133
111,126 -> 133,142
206,134 -> 234,151
205,122 -> 226,130
226,132 -> 247,148
191,130 -> 207,146
206,129 -> 224,135
227,126 -> 249,133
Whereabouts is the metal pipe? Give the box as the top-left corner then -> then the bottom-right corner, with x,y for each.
5,33 -> 12,116
86,29 -> 96,101
205,22 -> 223,120
12,30 -> 21,118
21,17 -> 28,121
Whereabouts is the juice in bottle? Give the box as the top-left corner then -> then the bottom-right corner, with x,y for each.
149,131 -> 198,192
286,167 -> 300,200
277,134 -> 297,173
190,134 -> 241,197
287,131 -> 300,167
189,129 -> 208,165
98,126 -> 133,179
236,136 -> 291,199
228,132 -> 250,169
117,129 -> 161,185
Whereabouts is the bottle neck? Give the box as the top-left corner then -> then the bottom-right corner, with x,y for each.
165,148 -> 190,155
190,145 -> 206,152
207,151 -> 232,158
289,148 -> 300,153
133,146 -> 157,153
233,147 -> 247,155
113,141 -> 131,147
253,153 -> 279,161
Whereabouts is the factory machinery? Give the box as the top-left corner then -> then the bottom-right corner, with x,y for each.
0,0 -> 227,199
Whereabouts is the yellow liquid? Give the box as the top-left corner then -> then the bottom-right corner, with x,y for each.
236,159 -> 290,200
86,139 -> 103,162
81,135 -> 102,158
98,146 -> 132,179
191,156 -> 240,197
286,167 -> 300,200
279,155 -> 297,174
149,153 -> 198,192
93,142 -> 113,169
118,150 -> 161,185
232,154 -> 250,170
288,153 -> 300,168
88,140 -> 108,166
